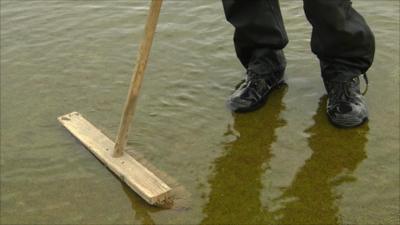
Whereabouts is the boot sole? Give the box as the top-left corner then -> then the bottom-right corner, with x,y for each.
328,115 -> 369,128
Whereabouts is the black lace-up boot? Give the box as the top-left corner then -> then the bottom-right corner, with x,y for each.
227,69 -> 285,112
324,74 -> 369,128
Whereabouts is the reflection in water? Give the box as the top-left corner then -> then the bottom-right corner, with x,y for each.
201,94 -> 368,224
275,96 -> 368,224
201,87 -> 287,224
121,183 -> 157,225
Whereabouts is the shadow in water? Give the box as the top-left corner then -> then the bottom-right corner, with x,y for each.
201,86 -> 288,224
275,96 -> 369,224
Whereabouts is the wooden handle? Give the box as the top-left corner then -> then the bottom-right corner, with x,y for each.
113,0 -> 163,157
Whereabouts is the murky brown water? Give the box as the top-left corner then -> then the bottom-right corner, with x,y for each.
1,0 -> 399,224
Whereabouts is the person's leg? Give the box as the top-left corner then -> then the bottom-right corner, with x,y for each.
303,0 -> 375,127
303,0 -> 375,81
222,0 -> 288,112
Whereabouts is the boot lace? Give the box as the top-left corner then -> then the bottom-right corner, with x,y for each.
361,73 -> 368,95
327,73 -> 369,104
247,70 -> 282,88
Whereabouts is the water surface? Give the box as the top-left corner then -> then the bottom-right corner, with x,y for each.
1,0 -> 399,224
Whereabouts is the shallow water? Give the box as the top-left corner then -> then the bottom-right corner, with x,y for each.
1,0 -> 399,224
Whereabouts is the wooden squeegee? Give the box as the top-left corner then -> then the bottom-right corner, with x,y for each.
58,0 -> 172,206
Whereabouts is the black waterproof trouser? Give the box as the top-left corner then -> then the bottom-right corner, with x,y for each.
222,0 -> 375,81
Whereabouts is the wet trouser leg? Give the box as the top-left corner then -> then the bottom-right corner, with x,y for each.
222,0 -> 375,81
222,0 -> 288,75
303,0 -> 375,81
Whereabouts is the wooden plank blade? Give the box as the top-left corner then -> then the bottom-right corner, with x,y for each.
57,112 -> 172,206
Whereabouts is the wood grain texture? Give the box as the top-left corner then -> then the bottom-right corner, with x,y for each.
58,112 -> 172,206
114,0 -> 163,157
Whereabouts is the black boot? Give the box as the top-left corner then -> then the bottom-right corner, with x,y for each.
227,69 -> 285,112
324,75 -> 369,128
